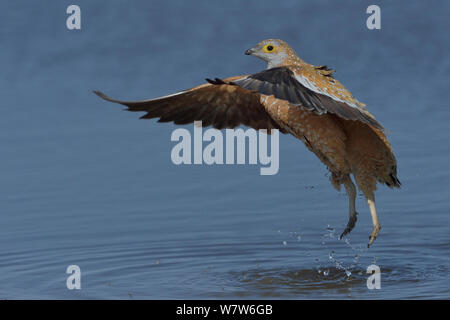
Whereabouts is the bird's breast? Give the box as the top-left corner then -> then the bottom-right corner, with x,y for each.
261,95 -> 343,138
261,94 -> 348,171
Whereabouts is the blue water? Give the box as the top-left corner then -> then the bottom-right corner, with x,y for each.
1,0 -> 450,299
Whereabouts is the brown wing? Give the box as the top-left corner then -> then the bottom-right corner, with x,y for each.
94,76 -> 285,133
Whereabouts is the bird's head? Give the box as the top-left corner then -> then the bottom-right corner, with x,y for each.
245,39 -> 298,69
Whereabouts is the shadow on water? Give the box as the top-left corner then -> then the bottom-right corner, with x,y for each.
222,263 -> 436,299
233,266 -> 378,297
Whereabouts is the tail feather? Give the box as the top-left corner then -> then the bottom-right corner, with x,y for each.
385,165 -> 401,188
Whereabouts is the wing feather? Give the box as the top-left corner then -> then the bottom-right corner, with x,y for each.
93,79 -> 286,133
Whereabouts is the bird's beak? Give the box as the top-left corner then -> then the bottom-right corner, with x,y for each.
245,48 -> 255,55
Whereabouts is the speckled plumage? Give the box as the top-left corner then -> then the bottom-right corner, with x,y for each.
94,38 -> 400,246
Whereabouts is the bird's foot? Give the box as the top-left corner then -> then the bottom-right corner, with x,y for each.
368,225 -> 381,248
339,212 -> 358,239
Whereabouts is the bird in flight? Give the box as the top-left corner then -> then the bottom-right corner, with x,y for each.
94,39 -> 400,247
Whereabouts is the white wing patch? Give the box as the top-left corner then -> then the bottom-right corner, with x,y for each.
293,74 -> 362,109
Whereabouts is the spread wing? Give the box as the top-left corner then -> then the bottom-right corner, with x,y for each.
94,76 -> 285,133
228,67 -> 383,131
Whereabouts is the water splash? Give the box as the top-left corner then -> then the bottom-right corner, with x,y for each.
313,224 -> 377,280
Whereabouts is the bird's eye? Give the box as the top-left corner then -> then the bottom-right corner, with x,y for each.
263,44 -> 276,53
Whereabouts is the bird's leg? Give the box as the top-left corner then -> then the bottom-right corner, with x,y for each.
366,193 -> 381,247
340,175 -> 358,239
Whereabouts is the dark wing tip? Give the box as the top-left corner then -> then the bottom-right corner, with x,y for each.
93,90 -> 105,98
93,90 -> 117,103
93,90 -> 137,108
205,78 -> 228,85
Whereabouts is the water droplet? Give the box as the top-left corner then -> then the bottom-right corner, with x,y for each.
323,270 -> 329,276
282,241 -> 287,246
329,251 -> 334,260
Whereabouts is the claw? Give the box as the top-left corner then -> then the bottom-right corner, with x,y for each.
340,211 -> 358,239
368,225 -> 381,247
